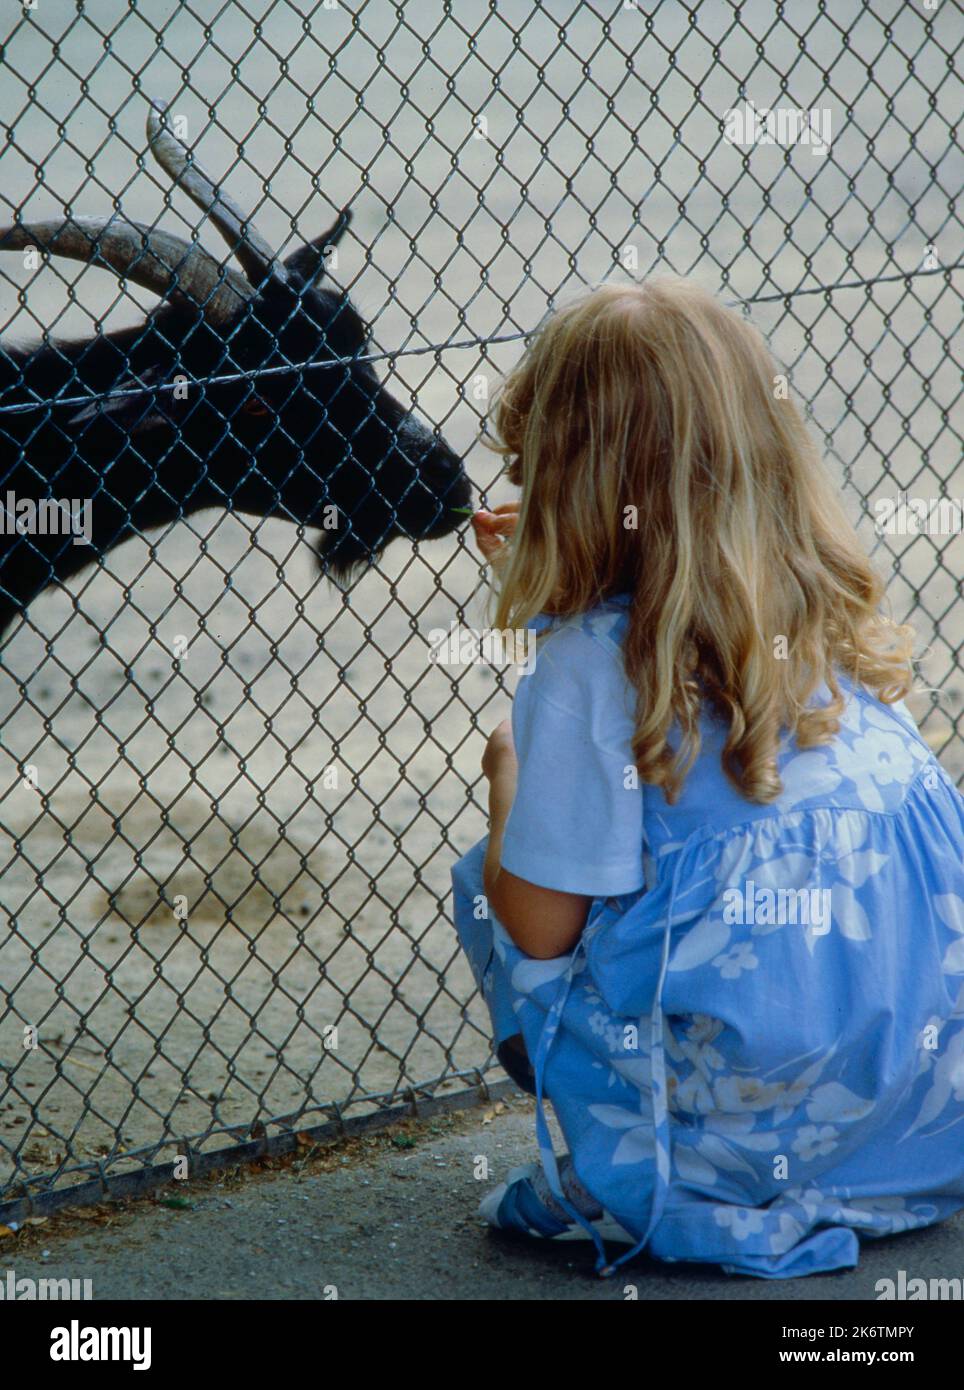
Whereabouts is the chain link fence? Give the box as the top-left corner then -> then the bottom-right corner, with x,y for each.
0,0 -> 960,1217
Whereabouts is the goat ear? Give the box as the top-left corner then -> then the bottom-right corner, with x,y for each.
284,208 -> 352,289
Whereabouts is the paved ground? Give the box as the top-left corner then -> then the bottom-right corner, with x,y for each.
4,1091 -> 963,1301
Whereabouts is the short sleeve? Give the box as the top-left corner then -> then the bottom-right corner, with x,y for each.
499,619 -> 645,897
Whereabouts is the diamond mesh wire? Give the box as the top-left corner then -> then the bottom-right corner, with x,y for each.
0,0 -> 960,1213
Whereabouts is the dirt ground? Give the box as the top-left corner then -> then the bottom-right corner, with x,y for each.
1,1 -> 961,1204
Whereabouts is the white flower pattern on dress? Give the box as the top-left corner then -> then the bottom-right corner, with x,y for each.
713,1205 -> 765,1240
713,941 -> 759,978
792,1124 -> 839,1161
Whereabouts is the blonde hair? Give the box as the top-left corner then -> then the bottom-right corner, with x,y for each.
485,276 -> 916,805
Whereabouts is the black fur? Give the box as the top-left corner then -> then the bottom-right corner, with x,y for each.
0,229 -> 470,636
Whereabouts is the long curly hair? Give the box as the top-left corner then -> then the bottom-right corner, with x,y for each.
484,276 -> 916,805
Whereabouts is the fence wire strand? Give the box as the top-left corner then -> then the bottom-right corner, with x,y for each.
1,259 -> 960,416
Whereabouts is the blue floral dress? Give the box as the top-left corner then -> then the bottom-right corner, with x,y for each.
451,594 -> 964,1278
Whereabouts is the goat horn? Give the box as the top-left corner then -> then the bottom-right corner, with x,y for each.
0,217 -> 255,325
147,100 -> 286,290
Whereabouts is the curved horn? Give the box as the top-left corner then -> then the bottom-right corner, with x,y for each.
0,217 -> 255,325
147,99 -> 286,290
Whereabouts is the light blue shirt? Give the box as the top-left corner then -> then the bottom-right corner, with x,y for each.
500,599 -> 646,897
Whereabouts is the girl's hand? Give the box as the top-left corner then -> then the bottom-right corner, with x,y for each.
471,501 -> 520,561
482,718 -> 517,782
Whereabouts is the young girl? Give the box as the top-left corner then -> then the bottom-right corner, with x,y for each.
450,277 -> 964,1280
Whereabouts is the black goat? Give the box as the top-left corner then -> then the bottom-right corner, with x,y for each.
0,99 -> 470,637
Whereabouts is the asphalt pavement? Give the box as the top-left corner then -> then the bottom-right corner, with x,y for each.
5,1091 -> 963,1301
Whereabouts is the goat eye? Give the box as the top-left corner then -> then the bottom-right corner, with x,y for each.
243,396 -> 270,416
